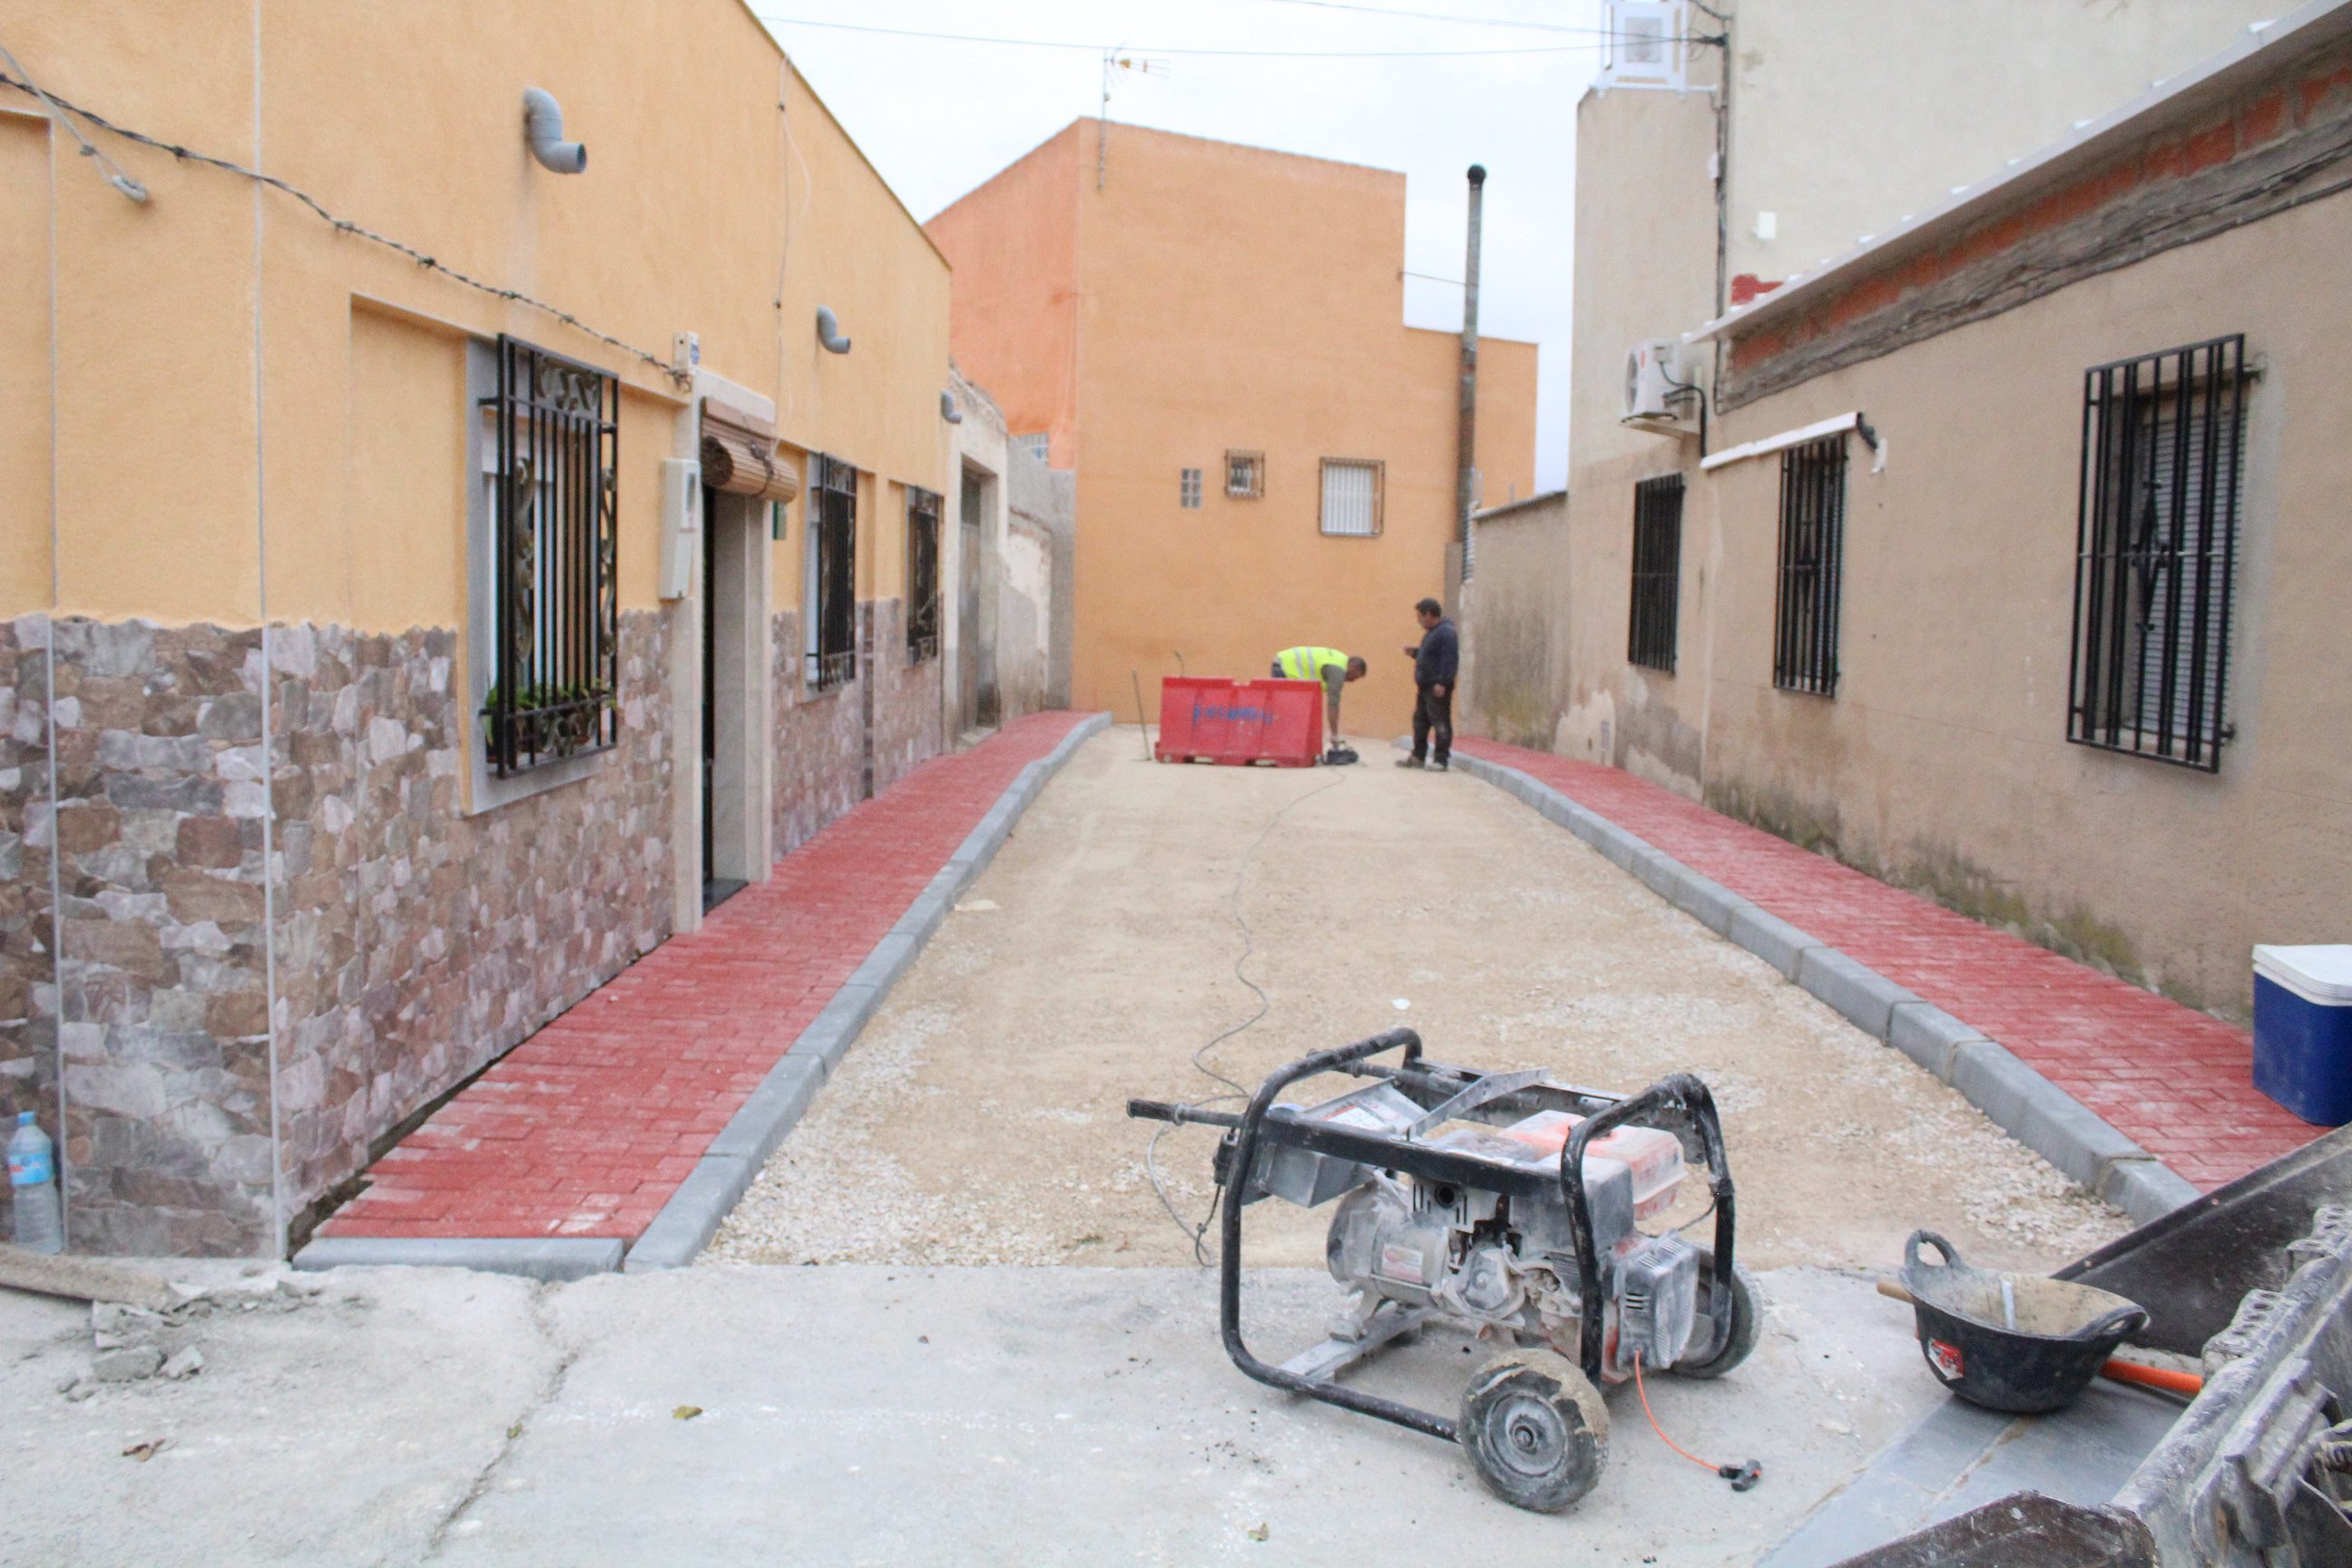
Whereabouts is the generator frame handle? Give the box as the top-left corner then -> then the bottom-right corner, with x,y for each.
1217,1027 -> 1460,1443
1559,1073 -> 1739,1384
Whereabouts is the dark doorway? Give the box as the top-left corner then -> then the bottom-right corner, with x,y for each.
958,467 -> 985,733
701,484 -> 745,913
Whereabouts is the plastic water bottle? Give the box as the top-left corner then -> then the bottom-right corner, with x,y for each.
8,1112 -> 62,1254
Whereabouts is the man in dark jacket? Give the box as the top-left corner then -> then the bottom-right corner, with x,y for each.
1398,597 -> 1457,771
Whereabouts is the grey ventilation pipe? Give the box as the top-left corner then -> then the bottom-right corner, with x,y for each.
940,389 -> 964,424
1455,163 -> 1485,572
523,88 -> 586,173
816,307 -> 852,355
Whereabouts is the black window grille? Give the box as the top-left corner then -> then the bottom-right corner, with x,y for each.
1225,450 -> 1264,498
1773,436 -> 1847,697
808,456 -> 858,692
1628,474 -> 1684,673
906,486 -> 941,664
484,336 -> 619,777
1180,467 -> 1202,509
2068,335 -> 2247,771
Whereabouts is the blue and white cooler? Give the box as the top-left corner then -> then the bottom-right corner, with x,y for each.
2252,945 -> 2352,1126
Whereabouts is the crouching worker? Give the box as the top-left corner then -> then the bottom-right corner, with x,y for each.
1272,645 -> 1366,760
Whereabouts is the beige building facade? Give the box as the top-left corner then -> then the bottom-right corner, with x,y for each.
1475,1 -> 2352,1013
0,2 -> 1037,1254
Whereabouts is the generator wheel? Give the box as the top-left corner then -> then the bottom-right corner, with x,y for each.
1672,1258 -> 1759,1380
1458,1348 -> 1609,1512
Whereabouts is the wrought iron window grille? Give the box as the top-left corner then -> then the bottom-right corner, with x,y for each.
906,486 -> 942,664
808,455 -> 858,692
1225,449 -> 1265,499
482,336 -> 619,777
1628,474 -> 1684,673
2068,335 -> 2248,772
1772,436 -> 1847,698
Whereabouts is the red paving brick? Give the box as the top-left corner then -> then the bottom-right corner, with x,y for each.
319,712 -> 1093,1242
1457,738 -> 2321,1191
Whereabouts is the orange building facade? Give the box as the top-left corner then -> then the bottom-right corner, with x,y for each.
928,122 -> 1537,738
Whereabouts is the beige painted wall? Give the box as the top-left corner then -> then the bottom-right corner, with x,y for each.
1461,495 -> 1573,750
0,112 -> 50,618
4,0 -> 951,635
1722,0 -> 2280,293
1548,0 -> 2312,807
934,121 -> 1537,739
1640,191 -> 2352,1012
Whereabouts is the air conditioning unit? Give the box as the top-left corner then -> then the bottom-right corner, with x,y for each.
1623,338 -> 1691,423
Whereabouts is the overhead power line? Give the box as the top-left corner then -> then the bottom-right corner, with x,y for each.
1246,0 -> 1623,34
752,13 -> 1657,57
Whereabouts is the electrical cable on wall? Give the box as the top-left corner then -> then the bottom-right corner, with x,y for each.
0,40 -> 145,201
1143,772 -> 1349,1265
0,66 -> 691,387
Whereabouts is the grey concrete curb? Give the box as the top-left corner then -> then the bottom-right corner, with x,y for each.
291,1236 -> 623,1280
622,711 -> 1112,1272
1422,738 -> 2197,1229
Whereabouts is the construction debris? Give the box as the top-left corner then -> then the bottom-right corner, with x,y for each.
44,1268 -> 323,1400
0,1243 -> 180,1311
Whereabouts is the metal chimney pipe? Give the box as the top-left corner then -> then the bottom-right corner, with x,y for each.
1456,164 -> 1485,572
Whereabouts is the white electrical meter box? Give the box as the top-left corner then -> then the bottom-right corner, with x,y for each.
659,458 -> 701,601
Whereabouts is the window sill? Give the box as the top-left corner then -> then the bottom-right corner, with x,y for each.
464,739 -> 606,818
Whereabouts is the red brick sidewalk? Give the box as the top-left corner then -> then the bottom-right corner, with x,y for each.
318,712 -> 1093,1242
1459,738 -> 2319,1190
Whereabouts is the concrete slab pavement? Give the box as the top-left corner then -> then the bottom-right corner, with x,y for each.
0,1262 -> 1951,1565
438,1265 -> 1943,1567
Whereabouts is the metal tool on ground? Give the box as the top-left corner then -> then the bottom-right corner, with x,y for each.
1895,1230 -> 2150,1415
1129,1028 -> 1759,1513
1129,669 -> 1153,760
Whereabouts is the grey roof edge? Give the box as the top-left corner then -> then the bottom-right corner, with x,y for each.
622,710 -> 1111,1270
1429,738 -> 2197,1222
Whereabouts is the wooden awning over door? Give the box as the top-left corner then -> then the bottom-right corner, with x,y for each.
701,398 -> 799,503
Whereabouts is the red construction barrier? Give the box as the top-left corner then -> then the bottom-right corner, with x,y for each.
1155,677 -> 1321,767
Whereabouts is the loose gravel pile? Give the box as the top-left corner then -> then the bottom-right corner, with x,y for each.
706,730 -> 2130,1273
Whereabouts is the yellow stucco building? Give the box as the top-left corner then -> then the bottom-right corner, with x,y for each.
928,122 -> 1537,740
0,2 -> 976,1253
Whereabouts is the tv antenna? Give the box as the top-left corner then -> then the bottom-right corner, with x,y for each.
1098,47 -> 1170,191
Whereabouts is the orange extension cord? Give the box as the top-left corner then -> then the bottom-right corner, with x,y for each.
1631,1351 -> 1762,1491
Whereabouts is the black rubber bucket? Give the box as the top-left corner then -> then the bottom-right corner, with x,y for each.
1898,1230 -> 2149,1415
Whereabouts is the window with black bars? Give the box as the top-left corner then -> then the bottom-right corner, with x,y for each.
808,456 -> 858,692
906,486 -> 941,664
483,336 -> 619,777
2069,335 -> 2247,771
1773,436 -> 1846,697
1627,474 -> 1684,672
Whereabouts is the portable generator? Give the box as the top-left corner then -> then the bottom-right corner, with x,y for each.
1128,1027 -> 1758,1512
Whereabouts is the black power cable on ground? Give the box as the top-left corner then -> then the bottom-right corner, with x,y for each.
1143,769 -> 1349,1264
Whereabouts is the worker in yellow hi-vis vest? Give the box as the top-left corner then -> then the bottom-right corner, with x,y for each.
1271,646 -> 1367,752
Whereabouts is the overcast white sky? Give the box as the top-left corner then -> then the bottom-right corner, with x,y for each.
755,1 -> 1610,492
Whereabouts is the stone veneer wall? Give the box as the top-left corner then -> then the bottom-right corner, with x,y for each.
1,620 -> 61,1204
771,607 -> 866,858
31,616 -> 276,1254
6,588 -> 950,1255
0,609 -> 676,1255
867,597 -> 945,795
267,611 -> 673,1223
